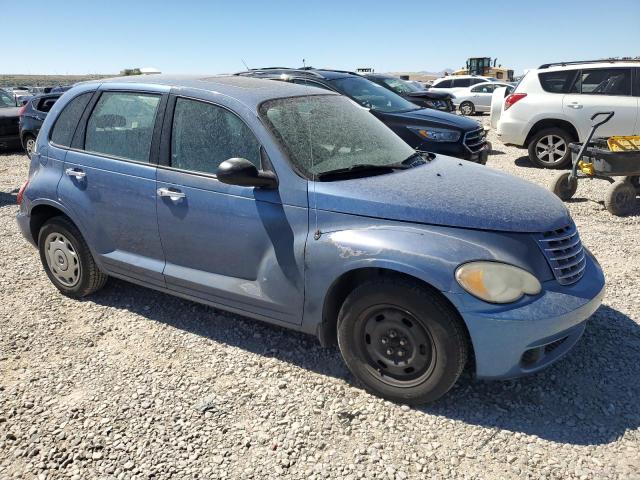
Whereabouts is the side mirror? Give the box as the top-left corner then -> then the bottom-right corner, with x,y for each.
217,158 -> 278,189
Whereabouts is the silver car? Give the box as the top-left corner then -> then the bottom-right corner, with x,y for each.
453,82 -> 512,115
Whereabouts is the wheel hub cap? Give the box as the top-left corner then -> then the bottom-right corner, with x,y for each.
44,233 -> 80,287
536,135 -> 567,164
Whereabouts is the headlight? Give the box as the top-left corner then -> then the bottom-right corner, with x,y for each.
455,261 -> 541,304
409,126 -> 460,142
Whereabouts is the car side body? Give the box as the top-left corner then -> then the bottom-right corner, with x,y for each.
452,82 -> 512,115
17,76 -> 605,402
0,89 -> 22,151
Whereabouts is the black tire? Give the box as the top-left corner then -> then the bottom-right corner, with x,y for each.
337,277 -> 468,405
604,181 -> 637,216
459,101 -> 475,116
38,216 -> 108,298
23,135 -> 36,159
625,175 -> 640,192
527,127 -> 575,169
550,172 -> 578,201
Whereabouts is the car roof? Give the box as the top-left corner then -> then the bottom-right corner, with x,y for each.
537,59 -> 640,71
85,74 -> 336,109
238,68 -> 357,81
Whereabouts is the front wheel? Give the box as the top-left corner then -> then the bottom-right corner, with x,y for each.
38,216 -> 108,298
337,278 -> 468,405
459,101 -> 475,116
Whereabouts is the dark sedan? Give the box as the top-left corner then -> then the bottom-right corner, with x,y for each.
365,74 -> 455,112
237,68 -> 488,163
0,89 -> 22,151
19,93 -> 61,158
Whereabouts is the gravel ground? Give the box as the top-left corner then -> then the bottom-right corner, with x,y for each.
1,116 -> 639,480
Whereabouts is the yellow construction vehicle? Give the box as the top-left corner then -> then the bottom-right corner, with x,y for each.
452,57 -> 514,81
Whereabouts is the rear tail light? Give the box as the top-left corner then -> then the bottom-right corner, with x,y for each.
17,179 -> 29,205
18,104 -> 27,116
504,93 -> 527,111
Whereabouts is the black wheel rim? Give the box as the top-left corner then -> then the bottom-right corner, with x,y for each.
358,305 -> 436,388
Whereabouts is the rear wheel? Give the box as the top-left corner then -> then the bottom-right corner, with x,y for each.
604,181 -> 637,216
459,101 -> 475,116
24,135 -> 36,159
528,128 -> 574,169
38,216 -> 108,297
550,172 -> 578,201
337,278 -> 468,405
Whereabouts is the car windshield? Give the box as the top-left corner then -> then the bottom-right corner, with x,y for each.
0,90 -> 15,108
382,77 -> 422,94
330,77 -> 420,113
260,95 -> 416,178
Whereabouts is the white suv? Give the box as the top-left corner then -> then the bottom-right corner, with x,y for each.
429,75 -> 496,94
496,60 -> 640,168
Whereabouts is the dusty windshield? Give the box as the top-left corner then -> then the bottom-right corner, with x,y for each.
330,77 -> 420,113
260,95 -> 416,178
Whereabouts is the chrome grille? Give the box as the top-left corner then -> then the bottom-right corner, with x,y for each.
463,128 -> 487,153
536,224 -> 586,285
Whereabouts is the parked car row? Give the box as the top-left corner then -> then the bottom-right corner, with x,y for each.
493,59 -> 640,168
0,88 -> 62,157
236,68 -> 489,163
16,75 -> 605,404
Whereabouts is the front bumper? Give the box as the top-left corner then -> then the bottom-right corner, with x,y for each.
445,253 -> 605,380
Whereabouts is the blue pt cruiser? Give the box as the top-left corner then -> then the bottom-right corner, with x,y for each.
16,76 -> 605,404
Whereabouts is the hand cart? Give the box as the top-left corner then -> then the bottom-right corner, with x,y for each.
550,111 -> 640,216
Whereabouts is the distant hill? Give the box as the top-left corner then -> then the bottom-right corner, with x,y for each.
386,68 -> 454,82
0,74 -> 116,88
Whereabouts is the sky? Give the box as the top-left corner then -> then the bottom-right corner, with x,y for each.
2,0 -> 639,76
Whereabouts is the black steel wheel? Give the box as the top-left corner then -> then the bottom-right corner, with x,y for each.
337,277 -> 468,405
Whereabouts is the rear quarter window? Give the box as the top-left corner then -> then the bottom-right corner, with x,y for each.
538,70 -> 580,93
50,92 -> 93,147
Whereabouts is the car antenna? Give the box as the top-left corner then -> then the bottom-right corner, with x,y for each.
302,58 -> 306,69
241,59 -> 250,71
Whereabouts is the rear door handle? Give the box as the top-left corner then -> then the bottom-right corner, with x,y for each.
65,168 -> 86,179
567,102 -> 583,109
157,187 -> 186,200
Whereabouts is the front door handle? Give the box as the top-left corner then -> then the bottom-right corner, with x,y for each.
65,168 -> 86,179
567,102 -> 583,109
157,187 -> 186,201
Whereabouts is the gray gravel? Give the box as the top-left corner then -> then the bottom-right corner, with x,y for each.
1,116 -> 639,480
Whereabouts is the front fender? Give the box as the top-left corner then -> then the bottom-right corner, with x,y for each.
301,220 -> 552,339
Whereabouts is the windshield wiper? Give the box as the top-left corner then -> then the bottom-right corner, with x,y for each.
315,163 -> 409,181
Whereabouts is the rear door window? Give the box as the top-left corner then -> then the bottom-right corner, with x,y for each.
50,92 -> 93,147
579,68 -> 632,96
434,79 -> 452,88
85,92 -> 160,162
539,70 -> 580,93
453,78 -> 472,88
170,98 -> 261,175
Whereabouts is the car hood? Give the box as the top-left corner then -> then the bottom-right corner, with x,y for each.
406,90 -> 452,100
313,155 -> 571,233
380,107 -> 480,130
